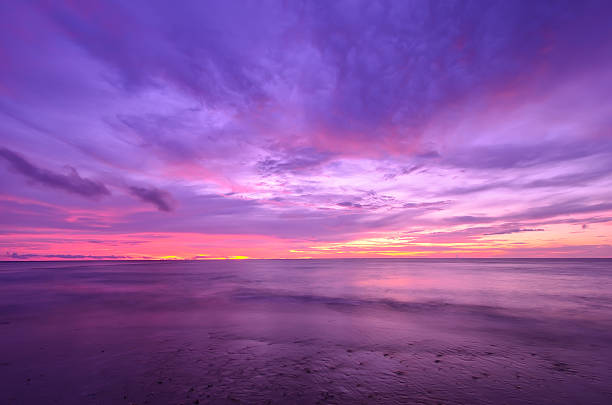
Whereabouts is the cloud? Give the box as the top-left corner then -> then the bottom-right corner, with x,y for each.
256,148 -> 333,176
337,201 -> 362,208
128,186 -> 174,212
411,224 -> 544,243
444,200 -> 612,226
0,147 -> 110,198
484,228 -> 544,236
445,139 -> 612,171
383,165 -> 423,181
5,251 -> 130,260
514,201 -> 612,222
441,157 -> 612,197
14,0 -> 607,159
1,1 -> 611,258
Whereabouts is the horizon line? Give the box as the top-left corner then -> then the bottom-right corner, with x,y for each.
2,257 -> 612,263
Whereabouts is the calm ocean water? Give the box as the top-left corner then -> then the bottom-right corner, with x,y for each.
1,259 -> 611,404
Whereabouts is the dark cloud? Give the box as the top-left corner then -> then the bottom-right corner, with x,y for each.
257,148 -> 333,176
0,147 -> 109,198
5,252 -> 130,260
128,186 -> 174,212
485,228 -> 544,236
337,201 -> 362,208
402,201 -> 449,210
444,181 -> 510,196
417,151 -> 440,159
445,215 -> 492,225
383,165 -> 423,181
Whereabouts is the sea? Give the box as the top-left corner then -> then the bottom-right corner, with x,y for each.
1,258 -> 611,404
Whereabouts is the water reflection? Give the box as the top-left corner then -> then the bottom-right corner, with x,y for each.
1,259 -> 611,404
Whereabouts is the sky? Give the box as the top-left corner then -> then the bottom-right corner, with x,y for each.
1,0 -> 612,260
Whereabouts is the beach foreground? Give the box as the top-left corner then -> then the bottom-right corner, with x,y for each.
1,259 -> 611,404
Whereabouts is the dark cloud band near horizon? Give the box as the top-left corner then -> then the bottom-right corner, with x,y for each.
1,0 -> 611,259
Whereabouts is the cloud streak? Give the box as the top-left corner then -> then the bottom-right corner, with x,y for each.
5,251 -> 131,260
0,147 -> 109,198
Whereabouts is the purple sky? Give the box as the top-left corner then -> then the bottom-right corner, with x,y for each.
1,0 -> 612,259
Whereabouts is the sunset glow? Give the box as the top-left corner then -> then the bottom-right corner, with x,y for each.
1,1 -> 612,259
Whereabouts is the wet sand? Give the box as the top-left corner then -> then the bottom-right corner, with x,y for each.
1,259 -> 611,404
